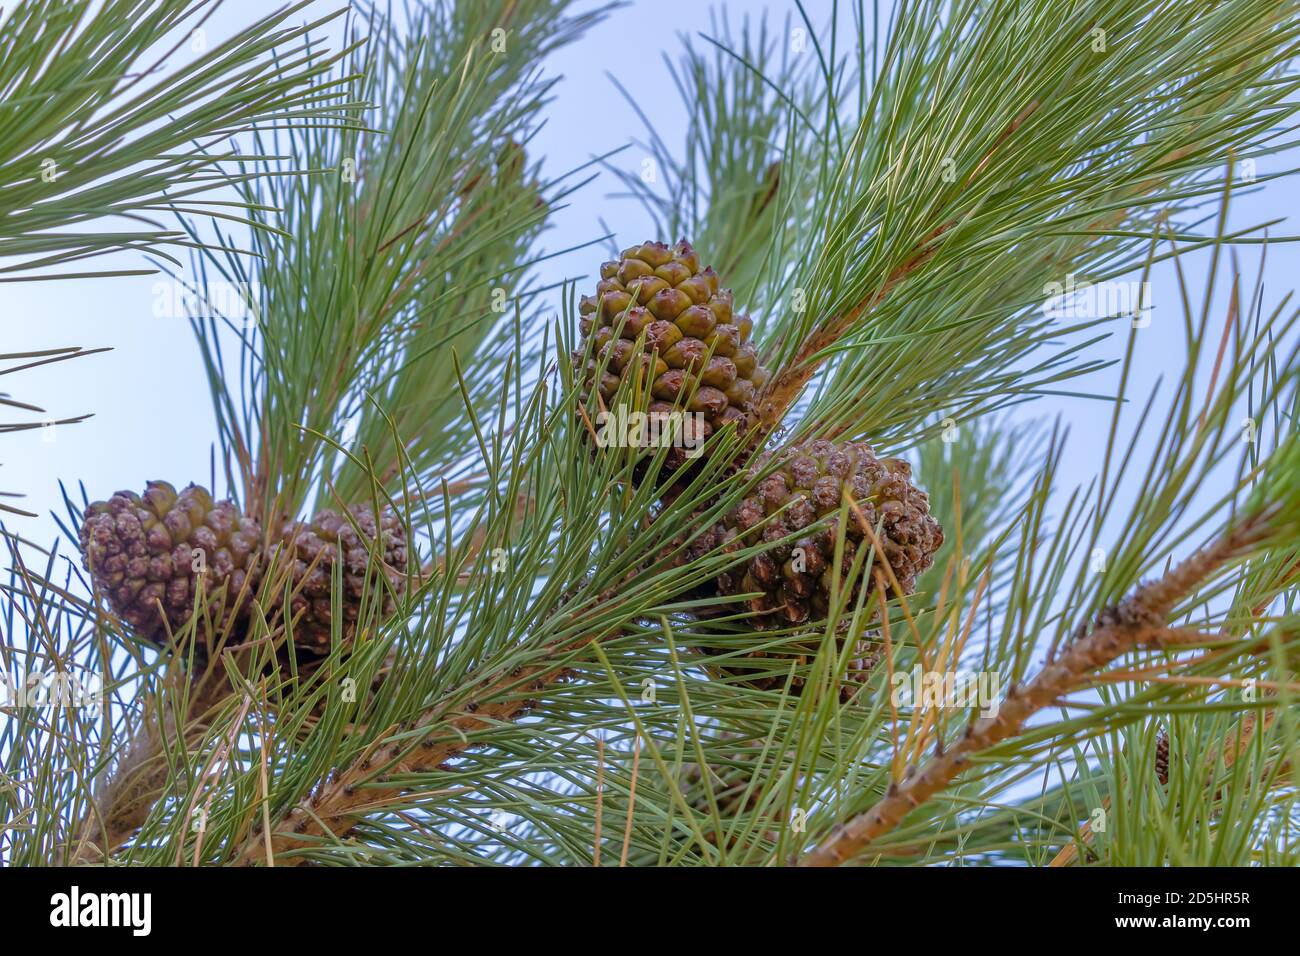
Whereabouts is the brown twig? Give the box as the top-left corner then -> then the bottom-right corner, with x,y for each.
756,57 -> 1260,446
232,600 -> 626,866
232,655 -> 571,865
593,734 -> 605,867
619,734 -> 641,867
1050,538 -> 1300,867
185,694 -> 252,867
73,662 -> 233,864
754,223 -> 952,435
799,512 -> 1272,867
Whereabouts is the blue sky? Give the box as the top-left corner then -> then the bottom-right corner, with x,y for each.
4,0 -> 1298,574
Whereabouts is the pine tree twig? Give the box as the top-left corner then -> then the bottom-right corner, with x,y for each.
1051,550 -> 1300,867
232,654 -> 574,865
755,223 -> 951,435
760,44 -> 1263,444
619,734 -> 641,867
798,512 -> 1273,867
233,604 -> 627,866
73,663 -> 233,864
185,694 -> 252,867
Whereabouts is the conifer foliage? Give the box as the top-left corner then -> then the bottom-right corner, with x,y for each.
4,0 -> 1300,871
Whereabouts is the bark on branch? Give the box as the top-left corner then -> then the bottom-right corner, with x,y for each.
798,512 -> 1273,867
233,608 -> 620,866
73,665 -> 232,863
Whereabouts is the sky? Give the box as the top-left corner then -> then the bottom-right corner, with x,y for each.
4,0 -> 1298,584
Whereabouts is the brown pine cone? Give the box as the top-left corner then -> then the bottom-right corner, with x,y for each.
78,481 -> 262,653
267,505 -> 407,660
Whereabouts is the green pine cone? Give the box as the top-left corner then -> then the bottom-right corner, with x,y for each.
576,239 -> 770,487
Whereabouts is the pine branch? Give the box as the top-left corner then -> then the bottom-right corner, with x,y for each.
233,607 -> 624,866
191,0 -> 611,522
73,662 -> 232,863
799,508 -> 1278,867
754,223 -> 944,434
215,196 -> 1297,868
0,0 -> 364,280
16,0 -> 1300,871
755,100 -> 1041,435
1049,547 -> 1300,867
749,0 -> 1300,448
0,0 -> 361,540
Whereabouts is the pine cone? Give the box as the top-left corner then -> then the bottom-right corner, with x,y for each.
268,505 -> 407,660
576,239 -> 770,490
78,481 -> 262,652
674,438 -> 941,697
713,439 -> 943,624
1155,730 -> 1170,786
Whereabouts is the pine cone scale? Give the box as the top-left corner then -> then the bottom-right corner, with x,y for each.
269,504 -> 407,661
